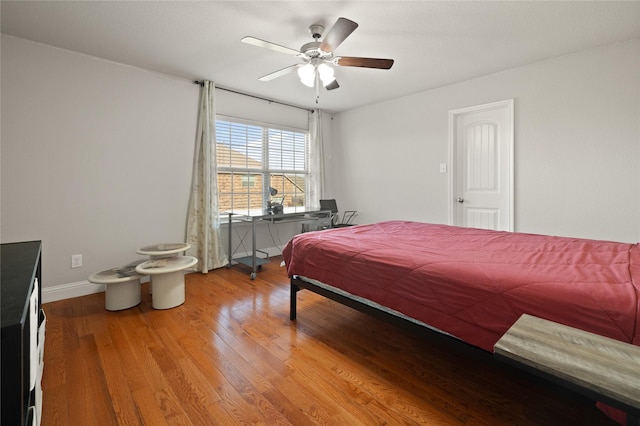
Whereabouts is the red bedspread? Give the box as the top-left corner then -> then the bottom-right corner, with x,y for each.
283,221 -> 640,352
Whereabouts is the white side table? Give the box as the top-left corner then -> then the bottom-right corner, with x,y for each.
136,243 -> 190,259
135,256 -> 197,309
88,266 -> 145,311
137,242 -> 192,295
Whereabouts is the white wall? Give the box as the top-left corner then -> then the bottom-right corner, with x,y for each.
330,39 -> 640,243
1,35 -> 199,292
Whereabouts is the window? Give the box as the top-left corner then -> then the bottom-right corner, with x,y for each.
216,117 -> 309,215
241,175 -> 255,187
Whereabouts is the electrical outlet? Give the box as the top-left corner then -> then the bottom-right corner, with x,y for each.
71,254 -> 82,268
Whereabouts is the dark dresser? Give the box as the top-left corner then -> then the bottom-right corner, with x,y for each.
1,241 -> 45,426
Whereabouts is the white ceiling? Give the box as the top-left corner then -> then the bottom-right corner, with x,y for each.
2,1 -> 639,113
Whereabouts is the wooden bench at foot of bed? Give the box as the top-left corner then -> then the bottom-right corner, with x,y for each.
494,314 -> 640,426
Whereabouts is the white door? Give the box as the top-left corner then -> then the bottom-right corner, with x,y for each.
449,99 -> 513,231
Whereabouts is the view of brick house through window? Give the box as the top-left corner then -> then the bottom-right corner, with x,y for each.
215,118 -> 310,215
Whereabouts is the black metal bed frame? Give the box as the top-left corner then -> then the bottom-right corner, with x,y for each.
289,275 -> 477,351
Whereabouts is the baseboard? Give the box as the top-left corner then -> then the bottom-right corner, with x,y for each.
42,280 -> 104,304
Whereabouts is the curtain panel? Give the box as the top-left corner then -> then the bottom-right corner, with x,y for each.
186,81 -> 228,272
308,108 -> 325,208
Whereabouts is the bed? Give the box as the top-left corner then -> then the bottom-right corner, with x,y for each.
283,221 -> 640,353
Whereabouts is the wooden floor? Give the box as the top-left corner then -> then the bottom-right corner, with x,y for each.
41,257 -> 617,425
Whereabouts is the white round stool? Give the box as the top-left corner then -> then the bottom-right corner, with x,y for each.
88,266 -> 145,311
136,243 -> 190,259
136,243 -> 191,295
135,256 -> 197,309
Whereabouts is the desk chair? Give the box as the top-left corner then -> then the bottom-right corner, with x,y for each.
300,199 -> 357,232
319,199 -> 357,228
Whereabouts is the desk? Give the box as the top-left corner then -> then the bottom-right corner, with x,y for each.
227,210 -> 331,279
494,314 -> 640,426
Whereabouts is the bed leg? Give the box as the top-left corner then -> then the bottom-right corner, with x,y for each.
290,280 -> 300,321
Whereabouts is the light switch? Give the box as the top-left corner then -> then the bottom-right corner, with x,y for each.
439,163 -> 447,173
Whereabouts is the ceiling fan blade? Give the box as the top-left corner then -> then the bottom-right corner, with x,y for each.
319,17 -> 358,53
241,36 -> 301,56
325,80 -> 340,91
258,64 -> 300,81
335,56 -> 394,69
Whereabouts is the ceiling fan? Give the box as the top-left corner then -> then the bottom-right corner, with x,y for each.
241,17 -> 394,99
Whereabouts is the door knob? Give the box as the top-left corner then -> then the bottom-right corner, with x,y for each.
457,197 -> 464,203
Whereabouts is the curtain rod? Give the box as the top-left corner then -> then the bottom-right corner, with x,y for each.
193,80 -> 314,113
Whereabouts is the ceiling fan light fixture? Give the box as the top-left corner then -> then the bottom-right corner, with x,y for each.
297,63 -> 315,87
317,63 -> 336,86
243,17 -> 394,95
